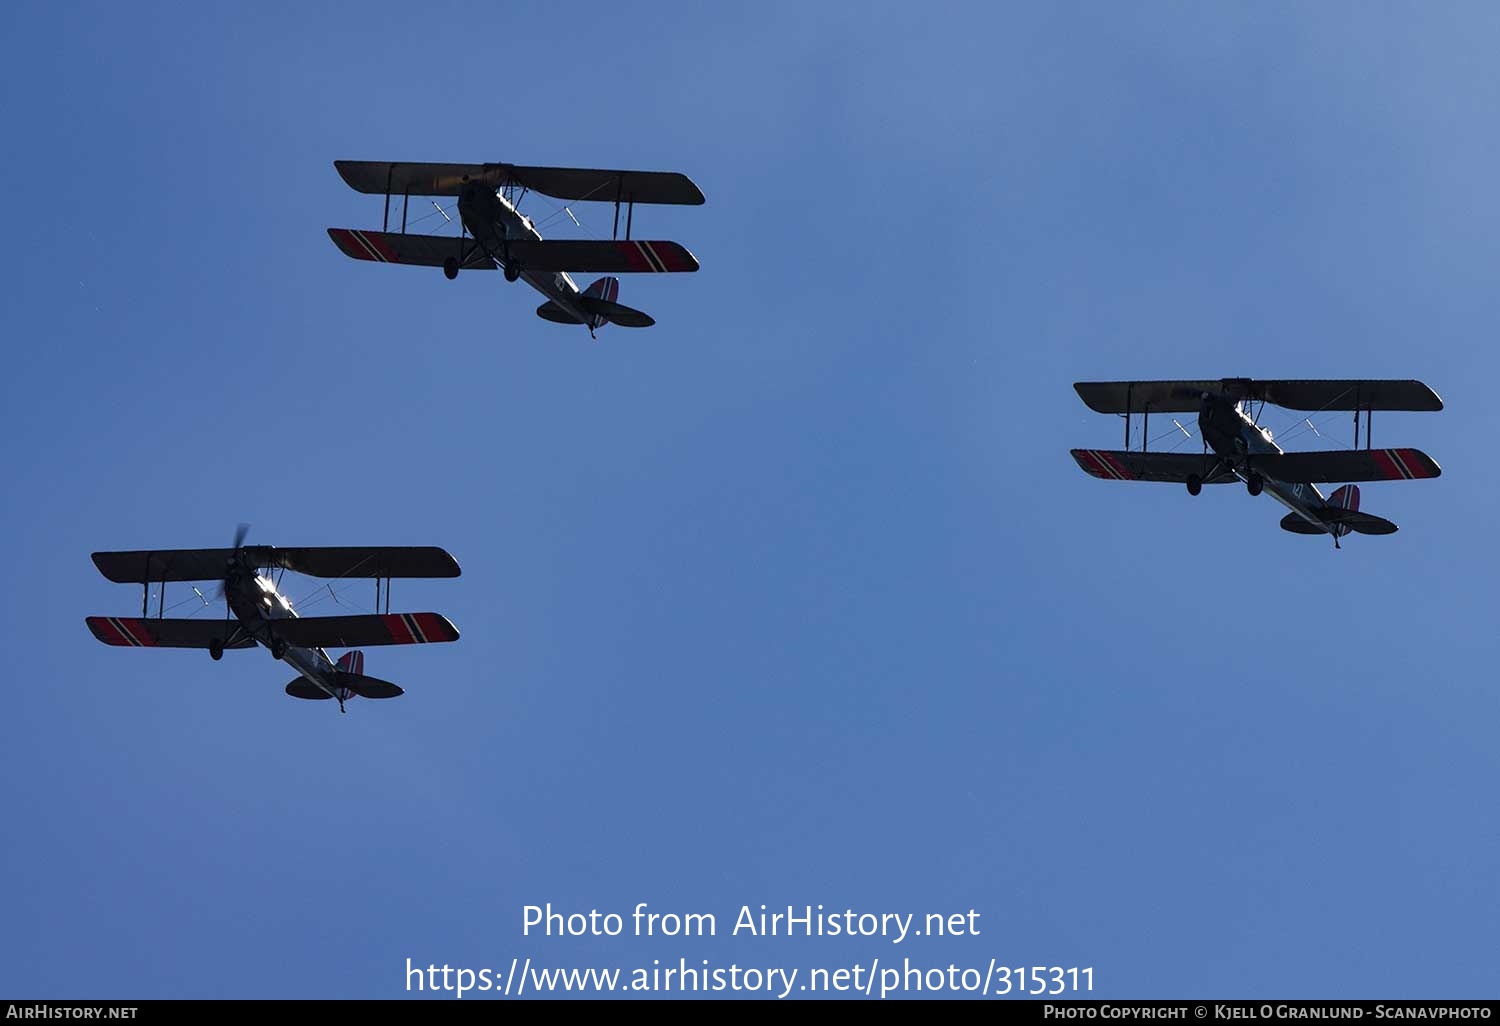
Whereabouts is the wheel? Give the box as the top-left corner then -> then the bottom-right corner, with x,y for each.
1186,474 -> 1202,497
270,637 -> 287,660
443,257 -> 459,280
504,264 -> 520,283
209,639 -> 224,661
1246,473 -> 1263,497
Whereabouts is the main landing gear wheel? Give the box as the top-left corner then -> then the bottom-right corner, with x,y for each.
1246,473 -> 1264,497
270,637 -> 287,660
209,639 -> 224,661
443,257 -> 459,280
1186,474 -> 1203,497
503,264 -> 521,283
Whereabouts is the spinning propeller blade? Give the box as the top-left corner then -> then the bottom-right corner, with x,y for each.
213,523 -> 253,602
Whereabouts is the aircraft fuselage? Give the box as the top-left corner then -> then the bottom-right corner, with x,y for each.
1198,397 -> 1340,538
456,183 -> 594,326
223,558 -> 348,703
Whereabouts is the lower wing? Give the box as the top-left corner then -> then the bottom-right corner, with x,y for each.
270,613 -> 460,649
1258,448 -> 1441,483
1070,449 -> 1237,484
328,229 -> 496,269
86,617 -> 257,649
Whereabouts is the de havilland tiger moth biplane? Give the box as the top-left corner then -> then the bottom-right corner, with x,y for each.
1070,378 -> 1444,546
327,159 -> 704,338
86,531 -> 462,712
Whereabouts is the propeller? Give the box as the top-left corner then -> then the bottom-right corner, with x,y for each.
213,523 -> 253,602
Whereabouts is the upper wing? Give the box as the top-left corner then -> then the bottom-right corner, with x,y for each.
335,160 -> 705,204
1257,448 -> 1442,483
86,617 -> 257,649
1071,449 -> 1238,483
328,229 -> 496,270
503,239 -> 699,273
507,165 -> 704,205
335,161 -> 495,197
93,545 -> 461,583
1074,381 -> 1221,414
93,549 -> 237,583
271,613 -> 460,648
1075,379 -> 1444,414
1254,379 -> 1443,412
267,546 -> 461,579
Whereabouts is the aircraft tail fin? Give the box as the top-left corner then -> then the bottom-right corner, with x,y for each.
285,655 -> 404,701
535,278 -> 655,332
332,671 -> 404,699
1279,496 -> 1398,538
580,276 -> 655,329
583,275 -> 619,305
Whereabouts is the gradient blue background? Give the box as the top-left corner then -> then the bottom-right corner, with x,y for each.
2,1 -> 1494,1000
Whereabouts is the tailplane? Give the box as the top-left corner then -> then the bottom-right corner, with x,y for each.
536,276 -> 655,332
1279,485 -> 1398,541
285,650 -> 404,707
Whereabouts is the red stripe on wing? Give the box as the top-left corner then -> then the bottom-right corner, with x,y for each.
410,612 -> 457,642
357,230 -> 399,262
382,614 -> 416,644
89,616 -> 130,645
1099,453 -> 1135,480
617,243 -> 653,272
329,228 -> 378,262
1389,448 -> 1437,479
114,618 -> 159,647
1370,450 -> 1403,480
1076,450 -> 1113,479
651,244 -> 696,272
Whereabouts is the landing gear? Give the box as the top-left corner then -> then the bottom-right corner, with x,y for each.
503,263 -> 521,283
1186,474 -> 1202,497
270,636 -> 287,660
443,257 -> 459,280
1246,473 -> 1264,497
209,639 -> 224,661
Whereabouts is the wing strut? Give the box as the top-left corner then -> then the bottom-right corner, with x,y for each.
1352,384 -> 1372,450
611,177 -> 634,241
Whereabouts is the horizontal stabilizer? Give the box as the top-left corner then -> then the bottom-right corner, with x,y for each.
336,672 -> 404,699
285,673 -> 404,701
1326,509 -> 1398,535
536,297 -> 655,328
579,295 -> 654,328
86,617 -> 256,650
536,301 -> 586,325
1280,510 -> 1398,536
1279,514 -> 1326,535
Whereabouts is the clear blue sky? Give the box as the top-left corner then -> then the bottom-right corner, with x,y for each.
2,0 -> 1496,1001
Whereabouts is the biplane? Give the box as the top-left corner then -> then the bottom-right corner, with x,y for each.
327,159 -> 704,337
86,529 -> 462,712
1070,378 -> 1444,546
